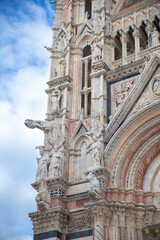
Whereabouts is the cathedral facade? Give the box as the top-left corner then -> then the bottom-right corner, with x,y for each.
25,0 -> 160,239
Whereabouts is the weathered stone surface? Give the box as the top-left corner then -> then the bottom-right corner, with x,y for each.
26,0 -> 160,239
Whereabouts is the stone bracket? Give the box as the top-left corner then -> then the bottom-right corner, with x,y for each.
91,60 -> 110,78
46,75 -> 73,91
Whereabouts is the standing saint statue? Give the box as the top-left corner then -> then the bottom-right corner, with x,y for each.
51,87 -> 62,112
54,54 -> 66,78
90,141 -> 102,169
35,146 -> 49,182
92,37 -> 103,61
153,77 -> 160,96
49,147 -> 63,178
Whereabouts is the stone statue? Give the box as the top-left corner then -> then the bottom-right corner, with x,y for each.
54,54 -> 66,78
25,119 -> 54,150
52,121 -> 66,149
90,141 -> 102,169
92,38 -> 103,61
48,147 -> 63,178
24,119 -> 51,131
152,27 -> 159,47
67,23 -> 74,40
35,178 -> 51,209
51,87 -> 61,112
44,130 -> 54,151
86,171 -> 101,194
94,15 -> 103,34
84,11 -> 89,22
153,77 -> 160,95
92,114 -> 104,138
35,146 -> 48,182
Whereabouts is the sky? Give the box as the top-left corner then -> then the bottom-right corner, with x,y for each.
0,0 -> 56,239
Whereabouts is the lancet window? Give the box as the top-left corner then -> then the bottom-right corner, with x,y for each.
114,31 -> 122,60
85,0 -> 92,19
81,45 -> 92,116
152,16 -> 160,34
126,27 -> 135,55
139,21 -> 148,50
152,16 -> 160,46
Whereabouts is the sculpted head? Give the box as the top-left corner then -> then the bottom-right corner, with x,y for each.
86,171 -> 95,181
36,146 -> 45,156
24,119 -> 34,128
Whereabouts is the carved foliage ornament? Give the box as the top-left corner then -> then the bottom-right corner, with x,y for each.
67,213 -> 93,233
115,81 -> 133,106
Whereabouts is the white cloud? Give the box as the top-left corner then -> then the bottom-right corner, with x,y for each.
7,236 -> 33,240
0,0 -> 54,239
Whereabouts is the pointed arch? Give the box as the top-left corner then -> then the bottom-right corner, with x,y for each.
69,130 -> 94,182
104,101 -> 160,189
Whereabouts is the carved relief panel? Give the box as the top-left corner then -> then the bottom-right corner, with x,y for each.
110,76 -> 137,117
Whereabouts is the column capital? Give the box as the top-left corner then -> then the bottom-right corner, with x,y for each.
133,28 -> 140,38
146,22 -> 153,33
91,60 -> 110,78
29,207 -> 70,235
120,33 -> 127,43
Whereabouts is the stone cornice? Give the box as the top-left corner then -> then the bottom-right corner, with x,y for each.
29,206 -> 69,218
91,60 -> 110,78
105,57 -> 149,83
46,75 -> 73,91
102,187 -> 155,197
46,177 -> 70,190
29,206 -> 70,234
84,198 -> 157,211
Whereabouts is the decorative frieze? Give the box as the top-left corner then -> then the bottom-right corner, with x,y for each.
46,75 -> 72,90
47,177 -> 70,198
29,207 -> 70,235
105,58 -> 148,83
67,211 -> 93,233
115,80 -> 133,106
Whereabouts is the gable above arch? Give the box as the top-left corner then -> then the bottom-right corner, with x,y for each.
76,22 -> 93,48
54,26 -> 69,51
105,53 -> 160,144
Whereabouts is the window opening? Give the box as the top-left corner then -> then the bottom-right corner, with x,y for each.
83,45 -> 91,57
114,31 -> 122,60
139,21 -> 148,50
81,45 -> 92,116
126,27 -> 135,55
85,0 -> 92,19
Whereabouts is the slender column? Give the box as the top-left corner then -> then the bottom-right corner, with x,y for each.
85,59 -> 89,87
133,29 -> 140,61
92,206 -> 111,240
95,223 -> 104,240
137,229 -> 144,240
120,227 -> 127,240
146,23 -> 153,48
121,33 -> 127,65
84,92 -> 88,116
